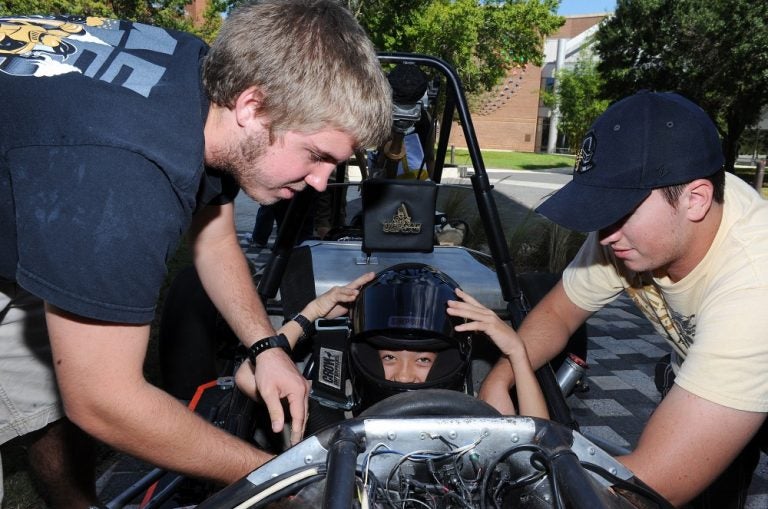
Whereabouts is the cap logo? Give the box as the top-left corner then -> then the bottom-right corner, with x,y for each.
574,132 -> 596,174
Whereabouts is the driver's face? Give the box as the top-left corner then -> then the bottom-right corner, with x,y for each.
379,350 -> 437,383
218,127 -> 355,205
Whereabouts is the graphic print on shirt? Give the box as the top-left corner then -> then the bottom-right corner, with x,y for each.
625,279 -> 695,359
0,16 -> 177,97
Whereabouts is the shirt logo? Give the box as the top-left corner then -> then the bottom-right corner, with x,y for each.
383,203 -> 422,234
0,15 -> 177,97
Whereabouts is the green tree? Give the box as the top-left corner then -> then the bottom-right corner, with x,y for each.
0,0 -> 224,43
1,0 -> 117,18
355,0 -> 564,95
543,51 -> 609,152
595,0 -> 768,172
3,0 -> 564,92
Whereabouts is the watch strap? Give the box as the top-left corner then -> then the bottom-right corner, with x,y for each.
292,313 -> 315,341
248,333 -> 291,363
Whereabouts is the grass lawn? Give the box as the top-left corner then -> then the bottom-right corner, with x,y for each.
447,151 -> 768,198
450,149 -> 575,171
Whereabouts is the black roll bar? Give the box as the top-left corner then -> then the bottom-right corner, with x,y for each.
255,53 -> 574,428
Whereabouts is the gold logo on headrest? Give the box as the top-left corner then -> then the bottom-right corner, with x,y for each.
383,203 -> 422,234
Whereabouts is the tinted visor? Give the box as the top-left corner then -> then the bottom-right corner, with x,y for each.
352,265 -> 459,341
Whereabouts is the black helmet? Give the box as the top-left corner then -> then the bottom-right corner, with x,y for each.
349,263 -> 472,412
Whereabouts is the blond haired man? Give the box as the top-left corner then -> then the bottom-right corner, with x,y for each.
0,1 -> 391,506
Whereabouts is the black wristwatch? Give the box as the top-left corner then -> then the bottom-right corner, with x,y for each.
248,333 -> 291,363
291,313 -> 315,342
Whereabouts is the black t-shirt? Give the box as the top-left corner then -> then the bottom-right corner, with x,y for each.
0,16 -> 237,323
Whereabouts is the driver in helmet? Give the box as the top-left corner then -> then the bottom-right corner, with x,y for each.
348,263 -> 473,412
348,263 -> 548,419
236,263 -> 548,438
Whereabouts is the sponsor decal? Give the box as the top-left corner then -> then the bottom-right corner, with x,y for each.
318,347 -> 343,390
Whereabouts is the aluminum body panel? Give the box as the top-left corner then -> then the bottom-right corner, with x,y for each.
302,241 -> 506,313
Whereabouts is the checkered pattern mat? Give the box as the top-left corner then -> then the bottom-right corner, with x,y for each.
573,295 -> 768,507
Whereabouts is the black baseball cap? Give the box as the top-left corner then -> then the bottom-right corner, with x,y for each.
536,91 -> 724,232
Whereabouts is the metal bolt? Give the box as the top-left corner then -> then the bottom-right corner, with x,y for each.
448,431 -> 457,439
511,434 -> 519,443
588,447 -> 596,455
387,431 -> 396,440
304,455 -> 313,464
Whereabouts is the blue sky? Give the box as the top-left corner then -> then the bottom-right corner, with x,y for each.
557,0 -> 616,16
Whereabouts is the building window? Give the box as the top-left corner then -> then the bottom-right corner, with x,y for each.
539,77 -> 555,106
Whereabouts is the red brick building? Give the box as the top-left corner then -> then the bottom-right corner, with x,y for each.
448,14 -> 607,153
184,0 -> 208,26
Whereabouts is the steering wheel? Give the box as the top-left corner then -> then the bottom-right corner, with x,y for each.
358,389 -> 501,418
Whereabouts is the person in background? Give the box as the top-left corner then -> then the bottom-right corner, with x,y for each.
249,203 -> 281,248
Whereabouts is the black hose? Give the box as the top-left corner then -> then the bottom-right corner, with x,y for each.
323,425 -> 362,509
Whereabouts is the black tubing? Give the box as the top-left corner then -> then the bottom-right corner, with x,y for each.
258,187 -> 318,299
323,425 -> 362,509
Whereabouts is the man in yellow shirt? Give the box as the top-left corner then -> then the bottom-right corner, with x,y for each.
479,91 -> 768,508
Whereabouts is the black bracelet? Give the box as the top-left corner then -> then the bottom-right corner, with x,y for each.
248,333 -> 291,363
291,313 -> 315,341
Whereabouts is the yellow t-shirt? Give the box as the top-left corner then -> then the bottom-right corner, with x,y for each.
562,173 -> 768,412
